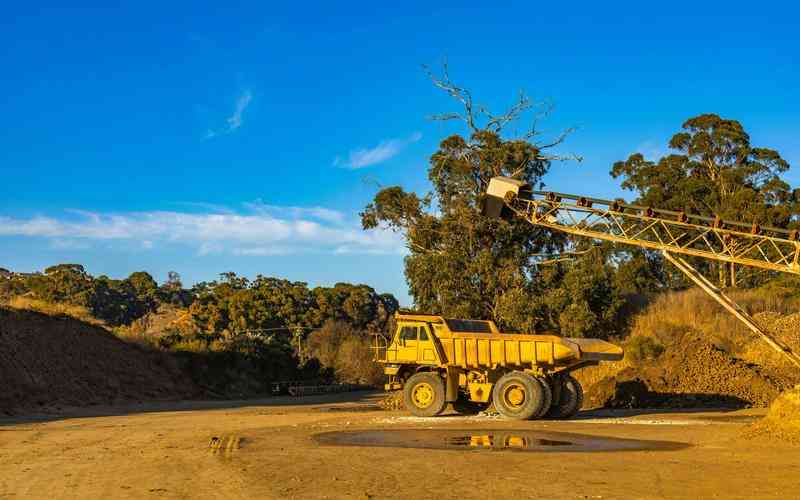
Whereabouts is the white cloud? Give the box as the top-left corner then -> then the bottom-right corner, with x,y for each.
336,132 -> 422,169
243,200 -> 345,224
634,140 -> 669,161
0,203 -> 403,257
227,90 -> 252,131
49,239 -> 90,250
204,89 -> 253,139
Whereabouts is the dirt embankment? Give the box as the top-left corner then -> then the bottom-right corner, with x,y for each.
746,385 -> 800,443
0,307 -> 198,415
585,311 -> 800,410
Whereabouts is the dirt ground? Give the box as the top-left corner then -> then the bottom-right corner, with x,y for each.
1,391 -> 798,500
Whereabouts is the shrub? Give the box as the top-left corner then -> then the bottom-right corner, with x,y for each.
307,320 -> 381,385
625,335 -> 665,364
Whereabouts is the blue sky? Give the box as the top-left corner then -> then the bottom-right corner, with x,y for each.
1,2 -> 798,305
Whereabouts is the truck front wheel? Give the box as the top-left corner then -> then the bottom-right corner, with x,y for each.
493,371 -> 546,420
403,372 -> 447,417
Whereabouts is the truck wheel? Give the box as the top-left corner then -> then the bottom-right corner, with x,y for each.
403,372 -> 447,417
534,377 -> 553,418
492,371 -> 546,420
548,375 -> 584,419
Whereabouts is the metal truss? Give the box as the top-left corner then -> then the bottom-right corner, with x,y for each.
503,189 -> 800,367
506,191 -> 800,276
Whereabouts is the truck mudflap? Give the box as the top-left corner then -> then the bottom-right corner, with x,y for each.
565,338 -> 624,362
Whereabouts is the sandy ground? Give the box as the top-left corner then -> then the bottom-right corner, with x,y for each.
1,391 -> 798,500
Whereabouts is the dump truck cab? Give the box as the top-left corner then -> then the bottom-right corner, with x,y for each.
375,312 -> 623,420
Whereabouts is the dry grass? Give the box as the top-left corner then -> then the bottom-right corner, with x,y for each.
628,288 -> 799,355
2,296 -> 104,326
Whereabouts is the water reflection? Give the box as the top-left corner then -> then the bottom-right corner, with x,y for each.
314,429 -> 689,453
444,434 -> 573,449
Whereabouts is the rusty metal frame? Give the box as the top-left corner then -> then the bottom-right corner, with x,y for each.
507,193 -> 800,275
504,191 -> 800,367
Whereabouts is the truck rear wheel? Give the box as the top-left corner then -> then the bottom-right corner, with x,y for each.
547,374 -> 584,419
534,377 -> 553,418
403,372 -> 447,417
492,371 -> 546,420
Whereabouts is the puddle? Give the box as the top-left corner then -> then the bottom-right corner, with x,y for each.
314,429 -> 688,453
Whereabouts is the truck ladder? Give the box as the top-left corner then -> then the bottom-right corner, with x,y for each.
497,186 -> 800,367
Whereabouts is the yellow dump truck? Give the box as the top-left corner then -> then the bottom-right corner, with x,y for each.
375,312 -> 623,420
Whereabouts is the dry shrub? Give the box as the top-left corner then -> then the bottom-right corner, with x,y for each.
335,337 -> 383,385
625,335 -> 665,365
307,320 -> 381,385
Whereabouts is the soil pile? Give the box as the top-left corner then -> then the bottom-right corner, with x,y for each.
747,312 -> 800,366
746,385 -> 800,443
586,330 -> 797,409
0,306 -> 198,415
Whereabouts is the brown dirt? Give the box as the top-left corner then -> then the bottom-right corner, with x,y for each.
746,385 -> 800,443
1,392 -> 798,499
0,306 -> 198,415
586,329 -> 799,409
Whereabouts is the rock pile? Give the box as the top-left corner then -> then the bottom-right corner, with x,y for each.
377,391 -> 404,411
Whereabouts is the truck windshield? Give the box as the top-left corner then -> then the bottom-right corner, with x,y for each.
400,326 -> 418,341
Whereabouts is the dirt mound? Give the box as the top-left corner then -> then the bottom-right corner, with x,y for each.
747,312 -> 800,366
586,330 -> 795,409
746,385 -> 800,443
0,307 -> 198,415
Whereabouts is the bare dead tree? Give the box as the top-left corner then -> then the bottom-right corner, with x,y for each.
423,61 -> 583,164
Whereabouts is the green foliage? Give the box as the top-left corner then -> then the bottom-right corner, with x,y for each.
612,113 -> 798,288
362,128 -> 567,332
625,335 -> 665,365
0,265 -> 167,326
361,75 -> 650,338
186,274 -> 398,342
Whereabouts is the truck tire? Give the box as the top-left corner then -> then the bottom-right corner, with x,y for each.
534,377 -> 553,418
492,371 -> 546,420
403,372 -> 447,417
548,375 -> 584,419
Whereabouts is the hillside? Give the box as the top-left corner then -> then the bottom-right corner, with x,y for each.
580,289 -> 800,409
0,306 -> 199,415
